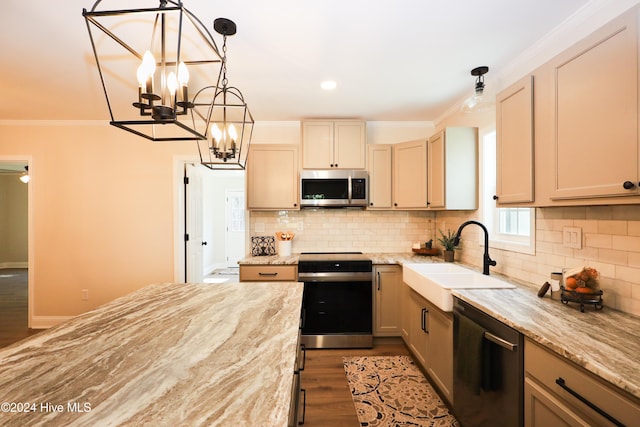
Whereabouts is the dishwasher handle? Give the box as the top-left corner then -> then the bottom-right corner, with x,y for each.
484,331 -> 518,352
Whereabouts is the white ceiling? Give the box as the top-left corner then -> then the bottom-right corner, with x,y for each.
1,0 -> 594,123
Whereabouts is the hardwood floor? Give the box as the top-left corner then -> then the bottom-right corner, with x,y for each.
0,269 -> 40,349
300,339 -> 412,426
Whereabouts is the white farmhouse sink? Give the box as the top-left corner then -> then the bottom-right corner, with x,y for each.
403,263 -> 516,312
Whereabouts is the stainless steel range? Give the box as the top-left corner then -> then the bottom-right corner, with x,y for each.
298,252 -> 373,349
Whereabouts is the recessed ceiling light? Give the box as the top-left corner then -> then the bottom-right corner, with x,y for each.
321,80 -> 337,90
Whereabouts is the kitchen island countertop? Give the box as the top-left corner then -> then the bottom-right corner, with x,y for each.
0,281 -> 303,426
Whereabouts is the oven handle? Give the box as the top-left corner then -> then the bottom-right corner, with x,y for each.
484,331 -> 518,352
298,272 -> 372,282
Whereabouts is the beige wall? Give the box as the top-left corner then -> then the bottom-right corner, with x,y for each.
0,173 -> 28,266
0,122 -> 196,323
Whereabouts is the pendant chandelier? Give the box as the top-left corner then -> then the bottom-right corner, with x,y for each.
460,66 -> 494,113
83,0 -> 224,141
196,18 -> 254,170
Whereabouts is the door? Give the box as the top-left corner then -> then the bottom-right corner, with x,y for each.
225,189 -> 245,267
185,163 -> 205,283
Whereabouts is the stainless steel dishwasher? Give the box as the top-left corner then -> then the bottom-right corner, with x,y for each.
453,297 -> 524,427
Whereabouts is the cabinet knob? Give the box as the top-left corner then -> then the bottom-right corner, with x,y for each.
394,202 -> 398,207
369,202 -> 373,206
493,195 -> 499,200
623,181 -> 636,190
293,203 -> 297,207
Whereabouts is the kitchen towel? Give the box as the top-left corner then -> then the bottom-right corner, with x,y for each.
455,314 -> 486,395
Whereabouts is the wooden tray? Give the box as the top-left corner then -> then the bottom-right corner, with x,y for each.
412,248 -> 440,256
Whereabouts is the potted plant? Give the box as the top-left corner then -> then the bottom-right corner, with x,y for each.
437,229 -> 458,262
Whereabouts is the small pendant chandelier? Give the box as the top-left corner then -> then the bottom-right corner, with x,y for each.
83,0 -> 224,141
196,18 -> 254,170
461,66 -> 494,113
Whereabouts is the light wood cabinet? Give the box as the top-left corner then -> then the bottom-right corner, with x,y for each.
524,338 -> 640,427
239,265 -> 298,282
551,10 -> 639,200
496,75 -> 534,204
302,120 -> 366,169
367,145 -> 393,209
393,139 -> 427,208
247,144 -> 299,210
427,127 -> 478,210
402,283 -> 454,405
373,265 -> 401,336
425,299 -> 453,404
405,286 -> 429,367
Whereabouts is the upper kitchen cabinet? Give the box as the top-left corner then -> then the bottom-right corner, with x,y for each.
393,139 -> 428,208
367,144 -> 393,209
427,127 -> 478,210
302,120 -> 366,169
496,76 -> 534,204
551,9 -> 639,200
247,144 -> 299,210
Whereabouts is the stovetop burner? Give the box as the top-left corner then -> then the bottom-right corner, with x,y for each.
298,252 -> 371,273
298,251 -> 368,263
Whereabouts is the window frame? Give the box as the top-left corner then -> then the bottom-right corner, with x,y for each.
481,130 -> 536,255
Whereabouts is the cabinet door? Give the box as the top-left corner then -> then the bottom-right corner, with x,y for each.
425,301 -> 453,405
552,11 -> 639,200
302,121 -> 334,169
334,121 -> 366,169
408,289 -> 429,367
373,265 -> 401,336
524,378 -> 593,427
496,75 -> 534,203
427,131 -> 445,208
367,145 -> 393,209
247,145 -> 299,210
393,140 -> 427,208
401,282 -> 411,342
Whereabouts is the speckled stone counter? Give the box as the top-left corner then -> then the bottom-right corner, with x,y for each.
236,252 -> 640,400
237,252 -> 438,266
0,282 -> 303,426
452,285 -> 640,400
238,254 -> 299,265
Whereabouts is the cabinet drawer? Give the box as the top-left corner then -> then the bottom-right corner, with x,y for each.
239,265 -> 298,282
525,339 -> 640,426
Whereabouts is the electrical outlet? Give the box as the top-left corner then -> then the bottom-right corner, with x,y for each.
562,227 -> 582,249
81,289 -> 89,301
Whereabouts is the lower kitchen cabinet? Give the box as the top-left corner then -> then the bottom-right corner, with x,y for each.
402,283 -> 454,405
373,265 -> 402,336
239,265 -> 298,282
524,338 -> 640,427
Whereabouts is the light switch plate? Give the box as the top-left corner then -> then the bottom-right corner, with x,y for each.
562,226 -> 582,249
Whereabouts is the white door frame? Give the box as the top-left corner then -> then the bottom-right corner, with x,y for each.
0,155 -> 33,327
173,156 -> 201,283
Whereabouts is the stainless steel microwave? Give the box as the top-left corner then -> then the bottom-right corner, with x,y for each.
300,170 -> 368,208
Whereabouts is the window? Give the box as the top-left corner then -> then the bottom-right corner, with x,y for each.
482,131 -> 535,254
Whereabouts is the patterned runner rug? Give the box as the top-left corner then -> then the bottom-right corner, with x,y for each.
343,355 -> 459,427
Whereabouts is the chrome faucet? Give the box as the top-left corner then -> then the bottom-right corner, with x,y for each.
452,220 -> 496,275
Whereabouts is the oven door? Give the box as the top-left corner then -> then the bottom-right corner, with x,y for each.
301,279 -> 373,349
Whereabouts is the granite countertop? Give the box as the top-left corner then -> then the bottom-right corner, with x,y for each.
235,252 -> 640,400
237,251 -> 439,265
0,281 -> 303,426
452,285 -> 640,400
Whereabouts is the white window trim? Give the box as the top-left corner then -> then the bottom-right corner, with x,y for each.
481,130 -> 536,255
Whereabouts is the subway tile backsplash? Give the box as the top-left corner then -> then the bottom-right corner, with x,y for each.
249,209 -> 436,254
249,205 -> 640,317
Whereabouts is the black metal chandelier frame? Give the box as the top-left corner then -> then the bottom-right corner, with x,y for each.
83,0 -> 224,142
